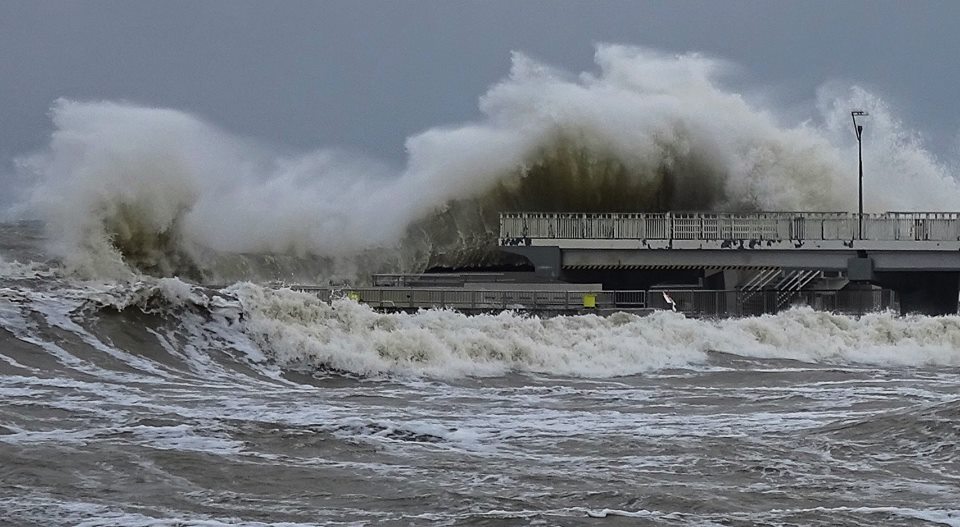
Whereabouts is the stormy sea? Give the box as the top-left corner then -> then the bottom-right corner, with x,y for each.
3,46 -> 960,526
4,218 -> 960,526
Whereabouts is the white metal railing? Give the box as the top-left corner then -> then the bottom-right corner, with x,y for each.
499,212 -> 960,242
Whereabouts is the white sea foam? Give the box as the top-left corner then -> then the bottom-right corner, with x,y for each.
0,256 -> 57,280
7,275 -> 960,380
231,284 -> 960,378
761,506 -> 960,527
0,495 -> 325,527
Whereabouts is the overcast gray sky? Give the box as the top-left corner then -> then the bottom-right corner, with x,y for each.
2,0 -> 959,173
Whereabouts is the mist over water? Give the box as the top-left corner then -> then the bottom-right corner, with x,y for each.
10,45 -> 960,280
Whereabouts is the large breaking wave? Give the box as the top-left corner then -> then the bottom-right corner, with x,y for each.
13,45 -> 960,280
4,270 -> 960,379
229,284 -> 960,377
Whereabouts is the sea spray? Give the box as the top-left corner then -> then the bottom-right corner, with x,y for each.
16,46 -> 960,279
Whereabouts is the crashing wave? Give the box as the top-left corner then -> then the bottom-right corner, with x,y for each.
33,279 -> 959,379
13,45 -> 960,280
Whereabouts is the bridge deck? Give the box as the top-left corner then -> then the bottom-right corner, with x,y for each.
500,212 -> 960,250
497,211 -> 960,278
495,212 -> 960,314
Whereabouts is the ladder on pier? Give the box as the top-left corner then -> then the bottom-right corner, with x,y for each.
775,270 -> 823,309
738,268 -> 823,313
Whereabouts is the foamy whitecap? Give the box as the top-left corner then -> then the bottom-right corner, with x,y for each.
229,284 -> 960,378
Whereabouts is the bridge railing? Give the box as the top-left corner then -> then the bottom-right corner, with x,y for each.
499,212 -> 960,242
647,288 -> 898,317
296,286 -> 897,317
304,287 -> 647,312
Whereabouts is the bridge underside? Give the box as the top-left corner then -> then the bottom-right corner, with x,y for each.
501,246 -> 960,315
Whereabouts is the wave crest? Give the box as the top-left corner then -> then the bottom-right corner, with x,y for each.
9,276 -> 960,379
17,45 -> 960,279
227,285 -> 960,378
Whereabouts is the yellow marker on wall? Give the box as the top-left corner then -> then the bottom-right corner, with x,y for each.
582,293 -> 596,308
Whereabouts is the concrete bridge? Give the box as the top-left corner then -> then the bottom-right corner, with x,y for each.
499,212 -> 960,315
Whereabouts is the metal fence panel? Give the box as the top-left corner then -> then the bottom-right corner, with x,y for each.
308,286 -> 899,317
501,212 -> 960,242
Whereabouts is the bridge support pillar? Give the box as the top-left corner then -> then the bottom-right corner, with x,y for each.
704,269 -> 741,289
704,269 -> 742,315
875,271 -> 960,316
501,246 -> 561,280
847,256 -> 874,281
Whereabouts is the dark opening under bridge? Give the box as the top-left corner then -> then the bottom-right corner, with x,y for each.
499,211 -> 960,315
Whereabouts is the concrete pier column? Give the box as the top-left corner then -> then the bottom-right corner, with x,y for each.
704,269 -> 743,315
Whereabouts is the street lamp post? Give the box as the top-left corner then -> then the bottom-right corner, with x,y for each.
851,110 -> 868,239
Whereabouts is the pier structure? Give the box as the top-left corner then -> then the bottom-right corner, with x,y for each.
301,281 -> 896,318
499,211 -> 960,315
